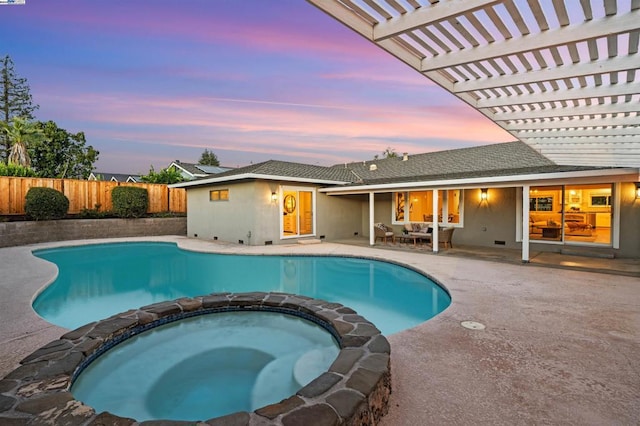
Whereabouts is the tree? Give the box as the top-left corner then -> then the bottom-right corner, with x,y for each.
374,147 -> 398,160
198,149 -> 220,166
139,166 -> 184,184
1,117 -> 43,167
1,55 -> 39,163
382,147 -> 398,158
29,121 -> 99,179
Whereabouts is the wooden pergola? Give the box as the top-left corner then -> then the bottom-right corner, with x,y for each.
308,0 -> 640,167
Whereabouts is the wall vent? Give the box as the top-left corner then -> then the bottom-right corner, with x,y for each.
265,240 -> 273,245
238,239 -> 244,245
213,236 -> 218,240
494,240 -> 506,245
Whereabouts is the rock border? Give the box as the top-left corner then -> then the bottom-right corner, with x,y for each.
0,292 -> 391,425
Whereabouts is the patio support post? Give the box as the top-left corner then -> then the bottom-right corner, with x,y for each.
369,191 -> 375,246
522,184 -> 530,262
432,189 -> 439,253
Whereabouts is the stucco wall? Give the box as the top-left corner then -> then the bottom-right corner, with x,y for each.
186,182 -> 280,245
455,187 -> 520,249
316,193 -> 362,241
614,182 -> 639,258
187,182 -> 363,246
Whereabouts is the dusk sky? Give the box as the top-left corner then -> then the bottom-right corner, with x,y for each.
1,0 -> 513,174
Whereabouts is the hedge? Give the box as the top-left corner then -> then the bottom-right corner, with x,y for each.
111,186 -> 149,218
24,187 -> 70,220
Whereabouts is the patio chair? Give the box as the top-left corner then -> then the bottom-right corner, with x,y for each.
374,223 -> 396,243
438,227 -> 455,249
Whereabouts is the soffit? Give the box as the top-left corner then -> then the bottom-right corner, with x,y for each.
307,0 -> 640,167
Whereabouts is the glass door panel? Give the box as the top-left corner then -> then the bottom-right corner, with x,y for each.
299,191 -> 313,235
282,191 -> 298,235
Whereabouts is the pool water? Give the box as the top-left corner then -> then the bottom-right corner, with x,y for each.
33,242 -> 450,335
71,311 -> 339,421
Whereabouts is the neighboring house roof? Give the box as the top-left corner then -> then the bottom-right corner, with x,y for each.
169,161 -> 233,179
171,141 -> 638,190
88,172 -> 140,183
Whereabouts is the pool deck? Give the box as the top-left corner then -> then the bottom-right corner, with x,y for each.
1,236 -> 638,425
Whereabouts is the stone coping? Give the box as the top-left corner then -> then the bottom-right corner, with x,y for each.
0,292 -> 391,425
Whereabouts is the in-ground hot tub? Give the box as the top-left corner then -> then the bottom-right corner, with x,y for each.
71,310 -> 340,421
0,293 -> 392,425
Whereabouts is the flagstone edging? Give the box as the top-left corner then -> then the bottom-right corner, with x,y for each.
0,292 -> 391,425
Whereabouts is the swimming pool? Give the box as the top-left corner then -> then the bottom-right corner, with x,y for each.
33,242 -> 450,334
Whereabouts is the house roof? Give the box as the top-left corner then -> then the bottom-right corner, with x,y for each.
308,0 -> 640,167
334,141 -> 557,184
88,172 -> 141,182
172,141 -> 637,190
170,159 -> 355,188
170,161 -> 233,178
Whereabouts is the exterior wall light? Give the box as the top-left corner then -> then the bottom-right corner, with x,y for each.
480,188 -> 488,201
271,191 -> 278,202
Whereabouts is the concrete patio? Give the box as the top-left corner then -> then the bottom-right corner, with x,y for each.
1,236 -> 638,425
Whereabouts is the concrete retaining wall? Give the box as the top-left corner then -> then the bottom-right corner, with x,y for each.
0,218 -> 187,248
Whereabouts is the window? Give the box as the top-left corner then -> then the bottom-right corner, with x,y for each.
209,189 -> 229,201
529,184 -> 612,246
393,190 -> 463,225
590,195 -> 611,207
529,196 -> 553,211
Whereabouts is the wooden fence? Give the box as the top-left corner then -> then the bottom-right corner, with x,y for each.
0,177 -> 186,215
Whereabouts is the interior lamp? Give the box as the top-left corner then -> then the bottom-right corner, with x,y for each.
480,188 -> 488,201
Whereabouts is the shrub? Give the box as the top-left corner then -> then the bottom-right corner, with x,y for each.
111,186 -> 148,218
25,187 -> 69,220
0,162 -> 37,177
78,204 -> 109,219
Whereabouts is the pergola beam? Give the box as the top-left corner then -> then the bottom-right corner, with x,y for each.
523,137 -> 640,146
420,12 -> 639,71
504,116 -> 640,130
488,102 -> 639,120
475,82 -> 640,108
453,55 -> 639,93
372,0 -> 500,41
516,127 -> 640,137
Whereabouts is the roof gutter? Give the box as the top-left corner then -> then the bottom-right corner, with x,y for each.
318,167 -> 640,194
169,173 -> 351,189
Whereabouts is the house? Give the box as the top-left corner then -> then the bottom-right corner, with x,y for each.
88,172 -> 141,183
170,141 -> 640,260
168,161 -> 233,181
